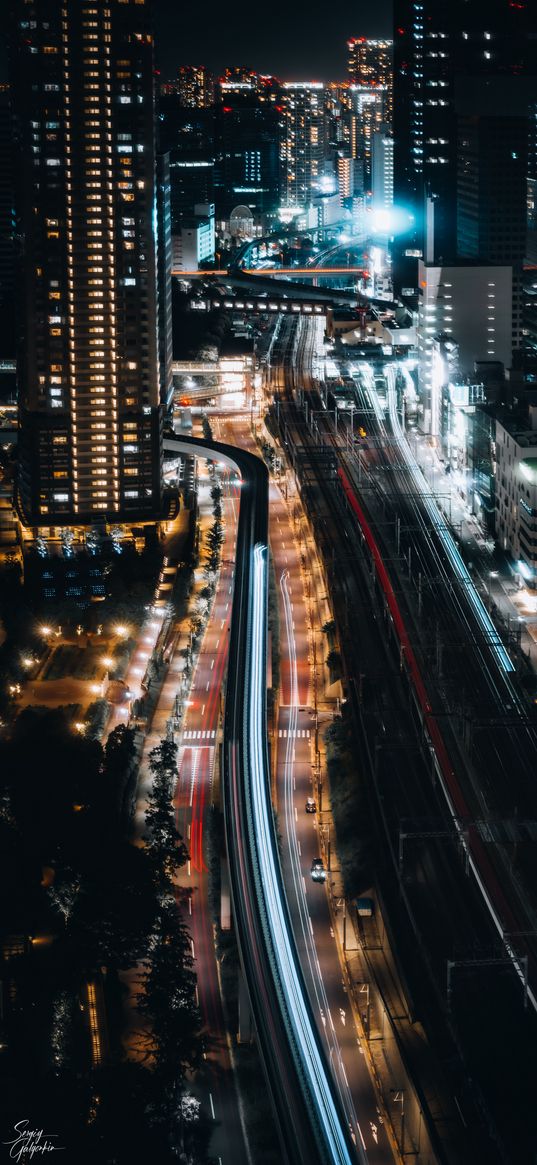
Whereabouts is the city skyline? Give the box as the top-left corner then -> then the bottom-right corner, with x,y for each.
3,2 -> 537,1163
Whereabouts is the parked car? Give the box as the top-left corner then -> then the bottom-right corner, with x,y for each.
305,797 -> 317,814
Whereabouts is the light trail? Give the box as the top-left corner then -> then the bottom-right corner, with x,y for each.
163,434 -> 362,1164
279,569 -> 364,1149
382,365 -> 513,673
249,547 -> 361,1165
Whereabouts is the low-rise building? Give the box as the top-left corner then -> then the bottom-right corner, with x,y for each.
495,406 -> 537,585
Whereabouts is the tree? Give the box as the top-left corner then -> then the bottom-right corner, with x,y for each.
144,740 -> 188,887
139,898 -> 200,1086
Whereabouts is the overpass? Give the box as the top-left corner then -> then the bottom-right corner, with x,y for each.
163,433 -> 362,1165
174,268 -> 395,311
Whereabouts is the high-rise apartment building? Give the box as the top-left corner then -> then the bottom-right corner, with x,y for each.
11,0 -> 164,527
175,64 -> 214,109
0,85 -> 16,360
347,39 -> 393,125
349,85 -> 387,187
393,0 -> 537,301
280,82 -> 325,207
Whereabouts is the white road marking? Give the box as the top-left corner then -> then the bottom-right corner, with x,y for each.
211,659 -> 215,670
201,704 -> 205,716
209,1093 -> 215,1120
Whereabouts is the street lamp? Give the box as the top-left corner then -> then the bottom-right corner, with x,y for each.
487,570 -> 499,610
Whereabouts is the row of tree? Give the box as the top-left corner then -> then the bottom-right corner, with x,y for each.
0,711 -> 206,1162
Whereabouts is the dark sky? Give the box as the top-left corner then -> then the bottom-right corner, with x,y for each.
155,0 -> 392,82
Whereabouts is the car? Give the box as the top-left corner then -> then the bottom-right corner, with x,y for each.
305,797 -> 317,814
310,858 -> 326,883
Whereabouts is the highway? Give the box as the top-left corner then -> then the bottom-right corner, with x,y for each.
216,413 -> 394,1161
163,436 -> 361,1165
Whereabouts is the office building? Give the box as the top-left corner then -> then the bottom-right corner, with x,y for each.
12,0 -> 164,527
392,0 -> 537,300
280,82 -> 325,207
417,259 -> 512,435
457,79 -> 530,350
214,94 -> 280,221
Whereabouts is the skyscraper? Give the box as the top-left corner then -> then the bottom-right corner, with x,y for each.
175,64 -> 214,109
392,0 -> 537,301
347,39 -> 393,126
280,83 -> 325,207
214,94 -> 280,221
12,0 -> 164,527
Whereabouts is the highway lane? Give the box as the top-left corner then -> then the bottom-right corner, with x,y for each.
156,468 -> 249,1165
165,434 -> 361,1165
218,412 -> 393,1162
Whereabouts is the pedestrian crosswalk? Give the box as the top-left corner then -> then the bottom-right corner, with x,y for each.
183,729 -> 217,740
278,729 -> 311,738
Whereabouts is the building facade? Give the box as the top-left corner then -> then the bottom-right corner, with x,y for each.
392,0 -> 537,300
12,0 -> 164,527
280,83 -> 325,208
347,38 -> 393,126
417,259 -> 512,434
496,409 -> 537,585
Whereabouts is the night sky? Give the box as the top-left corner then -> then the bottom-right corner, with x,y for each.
154,0 -> 393,82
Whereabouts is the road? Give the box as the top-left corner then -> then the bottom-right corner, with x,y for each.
217,412 -> 393,1162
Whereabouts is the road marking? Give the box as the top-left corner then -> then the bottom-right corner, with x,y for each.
209,1093 -> 215,1121
211,658 -> 214,669
358,1123 -> 366,1150
308,916 -> 314,936
221,619 -> 225,629
188,896 -> 192,915
215,639 -> 220,648
191,940 -> 195,959
330,927 -> 334,938
294,806 -> 298,822
187,824 -> 191,839
297,840 -> 301,856
302,876 -> 307,892
201,704 -> 205,715
206,681 -> 210,690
